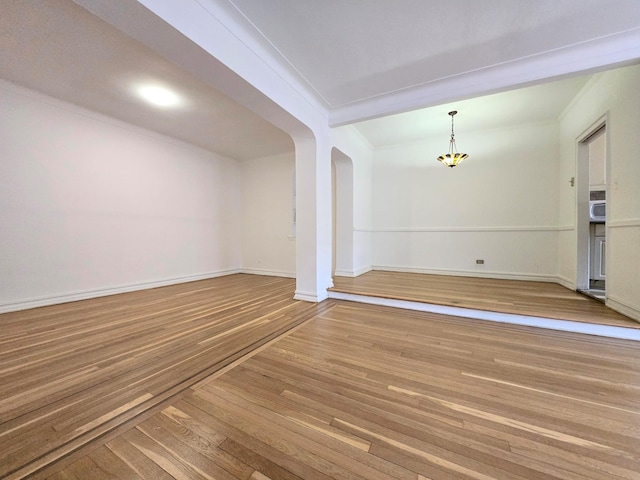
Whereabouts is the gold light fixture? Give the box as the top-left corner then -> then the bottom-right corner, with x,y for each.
437,110 -> 468,168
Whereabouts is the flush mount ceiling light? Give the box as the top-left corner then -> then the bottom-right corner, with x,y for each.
136,84 -> 182,108
437,110 -> 468,168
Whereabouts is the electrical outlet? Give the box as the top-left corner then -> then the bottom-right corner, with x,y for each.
476,259 -> 484,265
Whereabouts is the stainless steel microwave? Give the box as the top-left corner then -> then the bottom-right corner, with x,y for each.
589,200 -> 606,222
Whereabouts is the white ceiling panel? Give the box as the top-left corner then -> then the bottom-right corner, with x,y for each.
229,0 -> 640,107
353,75 -> 592,147
0,0 -> 293,161
2,0 -> 639,160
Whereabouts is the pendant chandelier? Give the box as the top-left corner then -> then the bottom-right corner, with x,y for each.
437,110 -> 468,168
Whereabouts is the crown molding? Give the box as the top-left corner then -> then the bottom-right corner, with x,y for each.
329,28 -> 640,126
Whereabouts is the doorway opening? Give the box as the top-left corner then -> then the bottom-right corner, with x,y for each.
331,148 -> 355,279
576,118 -> 607,302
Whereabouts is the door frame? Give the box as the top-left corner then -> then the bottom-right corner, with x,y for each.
575,114 -> 608,291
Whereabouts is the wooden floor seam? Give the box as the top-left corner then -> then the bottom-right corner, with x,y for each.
0,275 -> 330,479
22,302 -> 328,480
3,273 -> 639,480
328,291 -> 640,342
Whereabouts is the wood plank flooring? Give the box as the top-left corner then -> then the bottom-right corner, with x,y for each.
0,275 -> 330,480
47,301 -> 640,480
331,271 -> 639,328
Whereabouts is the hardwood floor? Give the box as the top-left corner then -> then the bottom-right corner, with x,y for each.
46,301 -> 640,479
0,275 -> 330,480
3,274 -> 640,479
331,271 -> 639,328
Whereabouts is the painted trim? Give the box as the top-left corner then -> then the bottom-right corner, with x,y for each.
327,292 -> 640,341
240,268 -> 296,278
372,265 -> 558,283
607,295 -> 640,323
333,270 -> 356,278
0,269 -> 242,314
330,27 -> 640,125
334,266 -> 372,278
556,274 -> 576,290
608,218 -> 640,228
294,290 -> 328,303
133,0 -> 329,117
357,226 -> 567,233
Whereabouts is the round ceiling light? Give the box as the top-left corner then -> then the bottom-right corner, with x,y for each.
136,84 -> 182,108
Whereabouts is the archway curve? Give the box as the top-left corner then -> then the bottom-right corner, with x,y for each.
81,0 -> 333,301
331,147 -> 355,277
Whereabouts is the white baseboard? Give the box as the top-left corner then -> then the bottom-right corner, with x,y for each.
0,269 -> 241,314
556,274 -> 575,290
294,289 -> 328,303
372,265 -> 559,283
333,270 -> 355,278
607,295 -> 640,323
333,266 -> 372,278
240,268 -> 296,279
327,291 -> 640,342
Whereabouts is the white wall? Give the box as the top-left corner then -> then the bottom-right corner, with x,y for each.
372,121 -> 560,280
558,64 -> 640,321
0,81 -> 242,312
350,140 -> 374,277
239,126 -> 375,283
331,125 -> 375,277
111,0 -> 335,302
241,152 -> 296,277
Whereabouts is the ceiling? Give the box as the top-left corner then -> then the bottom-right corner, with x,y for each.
354,75 -> 592,147
0,0 -> 293,161
2,0 -> 639,159
227,0 -> 640,109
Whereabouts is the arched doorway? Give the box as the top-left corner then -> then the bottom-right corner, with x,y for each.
331,148 -> 355,278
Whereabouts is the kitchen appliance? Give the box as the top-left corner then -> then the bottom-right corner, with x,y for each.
591,223 -> 606,282
589,190 -> 606,223
588,190 -> 606,286
589,200 -> 606,222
